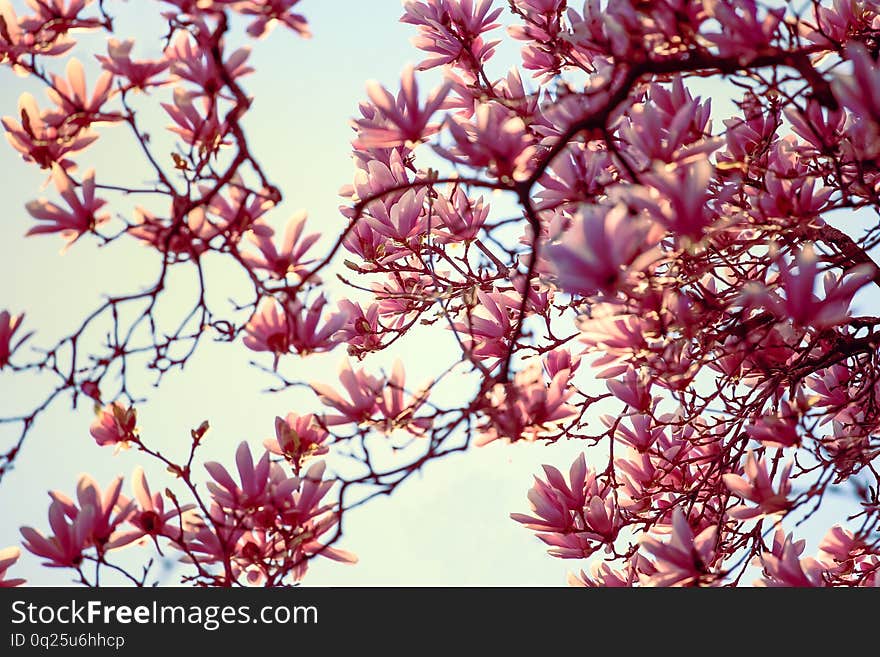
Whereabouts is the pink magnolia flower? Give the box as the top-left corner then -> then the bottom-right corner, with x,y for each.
452,288 -> 519,364
722,451 -> 792,520
49,475 -> 137,550
568,560 -> 640,588
20,0 -> 94,25
128,206 -> 217,257
3,93 -> 98,169
401,0 -> 502,71
161,88 -> 229,153
21,500 -> 94,568
756,529 -> 827,587
640,509 -> 719,587
607,368 -> 654,413
818,525 -> 865,571
166,32 -> 253,93
264,412 -> 329,470
243,297 -> 291,365
511,454 -> 591,532
512,455 -> 622,558
46,58 -> 114,120
334,300 -> 383,358
341,149 -> 412,213
96,39 -> 170,90
641,158 -> 714,240
610,413 -> 664,453
536,145 -> 611,211
703,0 -> 784,57
478,362 -> 577,445
355,65 -> 450,149
375,359 -> 432,435
0,547 -> 25,587
311,360 -> 383,426
243,211 -> 320,279
547,204 -> 663,297
436,103 -> 536,181
363,188 -> 428,253
775,244 -> 872,330
205,442 -> 277,511
0,2 -> 74,61
117,467 -> 195,541
89,401 -> 138,447
745,403 -> 802,449
237,0 -> 311,39
25,165 -> 109,247
0,310 -> 26,369
432,186 -> 488,243
833,43 -> 880,121
200,174 -> 274,236
287,295 -> 349,355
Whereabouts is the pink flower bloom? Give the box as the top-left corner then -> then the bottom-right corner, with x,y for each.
543,348 -> 580,379
243,211 -> 320,279
0,2 -> 74,61
46,58 -> 114,119
284,295 -> 349,356
21,501 -> 94,568
640,509 -> 718,587
818,525 -> 864,570
833,43 -> 880,121
341,149 -> 412,213
243,297 -> 291,365
478,362 -> 576,445
0,310 -> 26,369
355,65 -> 450,149
205,442 -> 277,510
49,475 -> 137,550
745,403 -> 802,449
128,206 -> 217,257
511,454 -> 591,532
432,185 -> 488,243
375,359 -> 432,435
89,401 -> 138,447
775,244 -> 872,330
641,158 -> 714,240
311,360 -> 383,426
436,103 -> 536,181
363,188 -> 428,253
547,204 -> 663,297
401,0 -> 502,71
512,455 -> 623,558
334,300 -> 383,358
703,0 -> 784,57
722,451 -> 792,520
161,88 -> 229,153
201,174 -> 274,236
0,547 -> 25,587
25,165 -> 108,247
95,39 -> 170,90
452,288 -> 519,365
166,32 -> 253,93
3,93 -> 98,169
607,368 -> 654,413
610,413 -> 664,453
264,413 -> 329,470
117,467 -> 195,541
568,559 -> 640,588
237,0 -> 311,39
756,529 -> 827,587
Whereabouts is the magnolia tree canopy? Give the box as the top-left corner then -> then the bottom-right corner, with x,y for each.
1,0 -> 880,587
